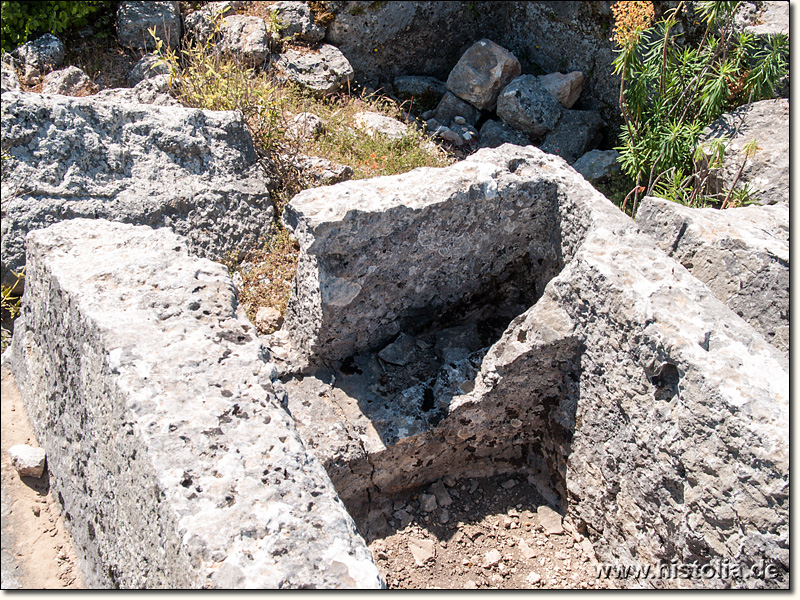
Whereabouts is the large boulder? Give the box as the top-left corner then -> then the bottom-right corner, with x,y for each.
217,15 -> 274,66
636,197 -> 789,353
539,109 -> 604,164
276,145 -> 787,588
496,75 -> 563,139
275,44 -> 354,96
0,91 -> 272,289
116,1 -> 181,51
6,219 -> 383,589
697,99 -> 788,205
270,1 -> 326,43
445,38 -> 521,110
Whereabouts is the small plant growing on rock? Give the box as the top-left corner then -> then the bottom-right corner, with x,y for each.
611,0 -> 788,212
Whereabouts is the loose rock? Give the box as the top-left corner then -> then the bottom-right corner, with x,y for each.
477,119 -> 532,149
446,39 -> 521,110
41,66 -> 96,96
433,91 -> 482,127
128,53 -> 171,87
276,44 -> 354,96
8,444 -> 47,479
496,75 -> 563,139
540,109 -> 604,164
572,149 -> 621,183
255,307 -> 283,334
116,1 -> 181,51
538,71 -> 584,108
270,1 -> 326,43
353,111 -> 409,139
408,538 -> 436,566
218,15 -> 274,66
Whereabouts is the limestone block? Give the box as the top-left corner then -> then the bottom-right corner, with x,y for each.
41,66 -> 96,96
270,1 -> 326,43
538,71 -> 584,108
353,111 -> 409,139
0,91 -> 272,289
445,39 -> 521,110
572,149 -> 621,183
218,15 -> 273,66
275,44 -> 354,96
540,109 -> 604,164
8,444 -> 47,478
7,219 -> 383,589
496,75 -> 563,139
636,196 -> 789,353
116,1 -> 181,51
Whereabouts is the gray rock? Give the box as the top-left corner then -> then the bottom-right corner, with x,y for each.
418,493 -> 437,513
116,1 -> 181,51
218,14 -> 274,66
433,91 -> 481,127
540,109 -> 604,164
353,111 -> 409,139
7,444 -> 46,478
287,154 -> 353,187
6,219 -> 383,589
744,1 -> 789,37
429,123 -> 465,146
378,333 -> 417,366
393,75 -> 447,101
1,55 -> 21,92
276,44 -> 354,96
538,71 -> 584,108
636,196 -> 789,353
128,53 -> 171,87
496,75 -> 563,139
445,38 -> 521,110
41,66 -> 96,96
572,149 -> 621,183
429,480 -> 453,507
477,119 -> 531,149
93,74 -> 177,106
0,91 -> 272,289
12,33 -> 64,73
287,112 -> 325,142
698,99 -> 789,205
270,1 -> 326,43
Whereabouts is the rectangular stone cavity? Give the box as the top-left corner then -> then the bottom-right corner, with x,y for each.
7,219 -> 382,589
282,147 -> 567,366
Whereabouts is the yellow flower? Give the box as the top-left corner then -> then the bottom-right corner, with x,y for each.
611,1 -> 654,48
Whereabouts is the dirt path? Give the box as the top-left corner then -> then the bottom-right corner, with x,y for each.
0,364 -> 84,589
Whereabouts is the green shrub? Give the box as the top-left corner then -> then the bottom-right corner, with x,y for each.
611,0 -> 788,212
1,1 -> 105,53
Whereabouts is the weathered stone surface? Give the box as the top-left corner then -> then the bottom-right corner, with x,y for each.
12,33 -> 64,73
41,66 -> 96,96
7,219 -> 383,589
128,53 -> 171,87
743,1 -> 789,37
538,71 -> 584,108
537,506 -> 563,535
255,306 -> 283,334
445,39 -> 521,110
281,146 -> 564,365
408,538 -> 435,566
93,74 -> 178,106
7,444 -> 46,479
698,99 -> 788,205
477,119 -> 532,149
270,1 -> 326,43
288,154 -> 354,187
116,1 -> 181,51
393,75 -> 447,102
218,15 -> 274,66
287,112 -> 325,142
572,149 -> 621,183
0,91 -> 272,288
540,109 -> 604,164
497,75 -> 563,139
636,196 -> 789,353
433,91 -> 482,127
1,55 -> 21,92
277,145 -> 787,588
353,111 -> 409,139
276,44 -> 354,96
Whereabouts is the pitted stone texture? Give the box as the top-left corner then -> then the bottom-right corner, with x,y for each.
93,74 -> 177,106
445,39 -> 521,110
0,91 -> 272,289
477,119 -> 532,149
636,196 -> 788,353
117,1 -> 181,51
12,33 -> 64,73
41,66 -> 96,96
1,56 -> 22,92
218,15 -> 274,66
128,53 -> 171,87
540,109 -> 604,164
538,71 -> 584,109
497,75 -> 563,139
353,111 -> 409,139
282,145 -> 569,366
7,220 -> 383,589
276,44 -> 354,96
270,1 -> 326,43
572,149 -> 621,183
698,99 -> 788,205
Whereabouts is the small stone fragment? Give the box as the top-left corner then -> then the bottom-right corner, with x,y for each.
408,538 -> 436,566
443,474 -> 456,487
526,571 -> 542,585
482,549 -> 502,569
501,479 -> 516,489
255,307 -> 283,333
518,538 -> 536,559
418,493 -> 438,513
438,509 -> 450,524
537,505 -> 564,535
538,71 -> 585,108
464,579 -> 478,589
429,480 -> 453,507
378,333 -> 417,366
8,444 -> 47,478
